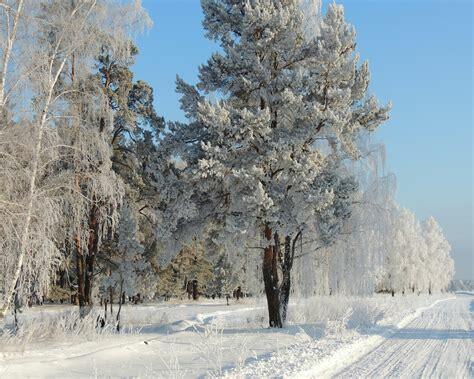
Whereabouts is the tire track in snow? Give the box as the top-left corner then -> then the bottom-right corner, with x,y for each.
292,296 -> 459,379
332,295 -> 473,379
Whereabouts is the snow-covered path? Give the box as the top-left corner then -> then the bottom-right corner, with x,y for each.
333,295 -> 473,378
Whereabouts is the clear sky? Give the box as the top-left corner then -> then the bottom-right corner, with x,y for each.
132,0 -> 473,279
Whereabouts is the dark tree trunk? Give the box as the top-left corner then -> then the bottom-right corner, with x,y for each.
280,235 -> 292,323
262,225 -> 282,328
280,232 -> 301,323
84,254 -> 93,304
75,234 -> 86,309
59,269 -> 65,288
116,279 -> 124,332
109,287 -> 113,315
13,281 -> 21,331
186,280 -> 192,300
192,280 -> 199,300
84,203 -> 99,305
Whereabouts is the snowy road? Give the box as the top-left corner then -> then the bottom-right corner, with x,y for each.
333,295 -> 473,378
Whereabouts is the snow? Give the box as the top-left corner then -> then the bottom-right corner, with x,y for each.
1,294 -> 471,378
333,295 -> 473,378
293,296 -> 465,378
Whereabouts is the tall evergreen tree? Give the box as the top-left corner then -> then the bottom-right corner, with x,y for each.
159,1 -> 390,327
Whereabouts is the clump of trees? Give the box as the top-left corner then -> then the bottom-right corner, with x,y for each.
377,210 -> 454,295
0,0 -> 454,330
0,0 -> 157,319
156,241 -> 213,300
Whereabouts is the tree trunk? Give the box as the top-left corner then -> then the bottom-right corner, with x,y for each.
109,287 -> 113,316
84,202 -> 99,305
0,0 -> 24,110
12,281 -> 21,331
192,280 -> 199,300
262,225 -> 282,328
75,234 -> 86,309
116,279 -> 124,332
280,235 -> 292,323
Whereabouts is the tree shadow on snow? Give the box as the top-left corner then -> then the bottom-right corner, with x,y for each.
185,322 -> 325,339
388,328 -> 474,340
357,324 -> 473,340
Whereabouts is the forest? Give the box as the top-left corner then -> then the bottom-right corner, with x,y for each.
0,0 -> 455,333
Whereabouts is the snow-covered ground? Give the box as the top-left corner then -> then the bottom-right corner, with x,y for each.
0,293 -> 472,378
333,295 -> 473,378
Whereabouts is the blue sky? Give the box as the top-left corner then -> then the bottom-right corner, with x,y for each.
132,0 -> 473,279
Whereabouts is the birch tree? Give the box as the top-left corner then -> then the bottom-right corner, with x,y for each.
422,216 -> 454,293
0,0 -> 151,319
1,0 -> 101,319
0,0 -> 25,113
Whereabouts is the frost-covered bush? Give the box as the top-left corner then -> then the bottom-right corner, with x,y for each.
0,307 -> 111,352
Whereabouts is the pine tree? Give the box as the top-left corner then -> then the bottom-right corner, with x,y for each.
161,1 -> 389,327
58,37 -> 160,313
100,202 -> 152,330
156,241 -> 213,300
208,253 -> 235,298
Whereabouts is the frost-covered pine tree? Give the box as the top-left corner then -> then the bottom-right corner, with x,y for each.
100,202 -> 153,330
161,1 -> 389,327
207,252 -> 236,298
